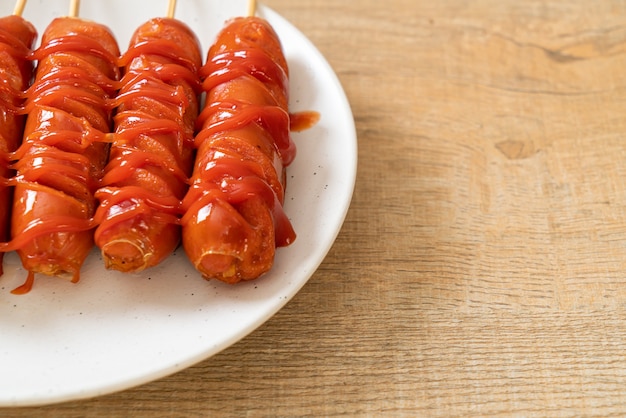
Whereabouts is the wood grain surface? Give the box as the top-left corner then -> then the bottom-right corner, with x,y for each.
6,0 -> 626,416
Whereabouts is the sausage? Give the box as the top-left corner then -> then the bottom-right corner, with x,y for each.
0,15 -> 36,275
2,17 -> 120,293
181,17 -> 297,283
93,17 -> 202,272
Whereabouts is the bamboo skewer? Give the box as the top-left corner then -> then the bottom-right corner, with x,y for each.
13,0 -> 26,16
247,0 -> 257,17
68,0 -> 79,17
167,0 -> 177,18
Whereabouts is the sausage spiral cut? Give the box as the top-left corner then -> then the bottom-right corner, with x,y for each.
3,17 -> 120,293
93,18 -> 202,272
181,17 -> 297,283
0,15 -> 36,275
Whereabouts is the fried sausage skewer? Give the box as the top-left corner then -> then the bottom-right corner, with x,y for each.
93,17 -> 202,272
0,6 -> 37,275
181,16 -> 297,283
2,15 -> 120,293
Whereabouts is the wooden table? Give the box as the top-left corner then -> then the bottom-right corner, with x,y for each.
7,0 -> 626,416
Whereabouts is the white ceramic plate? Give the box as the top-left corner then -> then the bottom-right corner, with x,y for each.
0,0 -> 356,407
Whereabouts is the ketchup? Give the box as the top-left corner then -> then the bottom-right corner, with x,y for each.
29,35 -> 119,67
290,110 -> 320,132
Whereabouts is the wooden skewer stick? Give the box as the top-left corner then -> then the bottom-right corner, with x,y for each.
247,0 -> 257,17
68,0 -> 80,17
167,0 -> 177,18
13,0 -> 27,16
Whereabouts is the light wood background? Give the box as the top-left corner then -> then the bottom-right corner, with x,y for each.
7,0 -> 626,416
